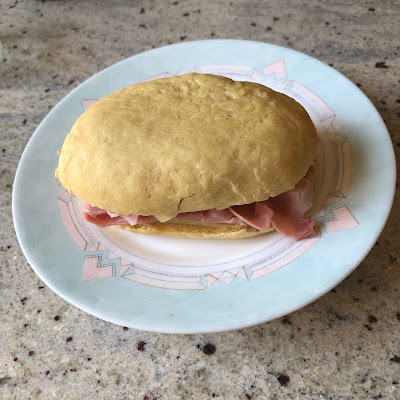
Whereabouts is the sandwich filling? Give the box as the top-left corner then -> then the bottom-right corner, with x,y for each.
82,177 -> 315,241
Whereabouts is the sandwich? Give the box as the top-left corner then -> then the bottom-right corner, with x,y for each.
56,73 -> 319,240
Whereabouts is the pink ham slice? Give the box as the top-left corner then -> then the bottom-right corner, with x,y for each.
83,204 -> 107,216
83,203 -> 156,227
175,211 -> 203,220
266,178 -> 315,240
81,178 -> 315,240
229,203 -> 274,230
83,211 -> 127,228
201,209 -> 246,225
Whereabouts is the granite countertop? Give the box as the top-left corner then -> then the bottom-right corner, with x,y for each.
1,0 -> 399,399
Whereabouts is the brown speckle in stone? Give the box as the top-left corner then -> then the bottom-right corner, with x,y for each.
273,17 -> 280,21
38,286 -> 44,289
375,62 -> 389,68
203,343 -> 216,355
70,368 -> 76,372
245,394 -> 252,399
331,288 -> 337,293
396,99 -> 400,104
396,313 -> 400,321
143,395 -> 150,400
325,21 -> 330,25
353,297 -> 360,302
13,45 -> 18,49
368,8 -> 375,11
389,255 -> 397,264
22,119 -> 27,125
66,337 -> 73,342
335,313 -> 346,321
82,46 -> 88,51
139,23 -> 147,28
140,7 -> 145,14
23,324 -> 28,328
123,326 -> 128,330
277,374 -> 290,386
328,63 -> 333,67
282,317 -> 292,324
210,32 -> 215,36
37,310 -> 41,313
88,357 -> 92,361
251,22 -> 257,27
68,79 -> 75,85
54,316 -> 60,321
172,1 -> 178,4
297,327 -> 301,331
52,74 -> 59,79
13,357 -> 18,362
137,341 -> 146,351
371,286 -> 378,292
180,36 -> 187,41
365,325 -> 373,331
20,297 -> 27,304
44,88 -> 50,93
265,26 -> 272,31
390,356 -> 400,363
368,315 -> 377,323
45,371 -> 49,375
183,12 -> 189,16
28,351 -> 34,356
358,279 -> 363,284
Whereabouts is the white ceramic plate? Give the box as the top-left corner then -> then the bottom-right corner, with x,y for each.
13,40 -> 395,333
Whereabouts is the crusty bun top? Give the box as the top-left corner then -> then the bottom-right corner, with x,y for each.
56,73 -> 318,220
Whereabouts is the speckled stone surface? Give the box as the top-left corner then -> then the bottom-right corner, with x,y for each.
1,0 -> 399,399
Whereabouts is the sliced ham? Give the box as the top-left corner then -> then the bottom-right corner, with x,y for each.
229,202 -> 274,230
84,203 -> 107,216
136,215 -> 157,224
81,177 -> 315,240
266,178 -> 315,240
120,214 -> 139,225
201,208 -> 246,225
107,210 -> 121,218
83,212 -> 127,228
175,211 -> 203,220
83,204 -> 156,227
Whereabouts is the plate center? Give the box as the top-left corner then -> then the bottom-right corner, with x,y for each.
103,226 -> 282,267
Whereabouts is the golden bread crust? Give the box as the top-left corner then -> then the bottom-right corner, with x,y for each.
56,73 -> 319,217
